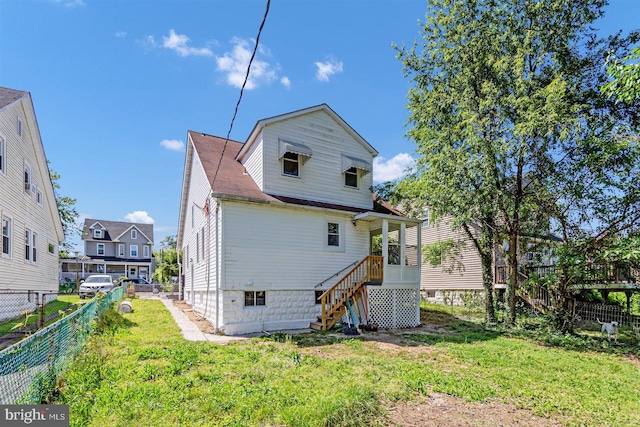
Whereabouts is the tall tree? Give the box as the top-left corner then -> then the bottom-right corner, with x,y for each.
395,0 -> 639,325
153,235 -> 180,283
49,164 -> 79,257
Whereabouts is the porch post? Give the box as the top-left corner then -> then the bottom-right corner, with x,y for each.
382,219 -> 389,267
400,222 -> 406,275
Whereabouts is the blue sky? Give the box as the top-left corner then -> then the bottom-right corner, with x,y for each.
1,0 -> 638,252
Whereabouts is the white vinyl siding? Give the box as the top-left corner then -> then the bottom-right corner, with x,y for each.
222,201 -> 369,291
0,93 -> 63,292
415,216 -> 483,291
241,135 -> 264,190
0,135 -> 5,176
259,110 -> 374,210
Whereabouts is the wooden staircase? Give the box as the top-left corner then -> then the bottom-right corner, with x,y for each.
310,255 -> 383,331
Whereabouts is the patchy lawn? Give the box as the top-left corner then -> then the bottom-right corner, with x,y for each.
54,300 -> 640,427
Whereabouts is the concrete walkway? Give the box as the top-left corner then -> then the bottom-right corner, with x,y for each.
139,294 -> 251,343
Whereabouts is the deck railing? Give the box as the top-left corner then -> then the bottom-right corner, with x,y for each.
495,263 -> 640,286
318,255 -> 383,330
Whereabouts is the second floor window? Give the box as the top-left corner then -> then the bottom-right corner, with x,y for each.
24,161 -> 31,192
118,244 -> 125,257
93,229 -> 102,239
25,229 -> 32,261
97,243 -> 105,256
130,245 -> 138,257
344,167 -> 358,188
143,246 -> 150,258
282,152 -> 299,177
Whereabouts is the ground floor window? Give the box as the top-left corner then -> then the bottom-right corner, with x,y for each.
244,291 -> 266,307
315,290 -> 324,304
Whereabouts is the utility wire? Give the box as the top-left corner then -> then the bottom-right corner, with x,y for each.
211,0 -> 271,187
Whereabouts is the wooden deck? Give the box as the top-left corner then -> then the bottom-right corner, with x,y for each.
494,264 -> 640,292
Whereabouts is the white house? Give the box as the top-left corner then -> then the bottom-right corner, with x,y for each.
0,87 -> 64,318
177,104 -> 422,335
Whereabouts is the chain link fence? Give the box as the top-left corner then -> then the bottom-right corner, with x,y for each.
0,287 -> 123,404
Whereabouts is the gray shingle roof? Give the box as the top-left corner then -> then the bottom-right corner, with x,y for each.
82,219 -> 154,243
0,87 -> 27,110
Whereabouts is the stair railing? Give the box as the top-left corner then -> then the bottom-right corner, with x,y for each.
319,255 -> 383,330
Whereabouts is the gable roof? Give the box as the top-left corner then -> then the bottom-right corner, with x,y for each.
0,87 -> 27,111
82,218 -> 154,244
0,87 -> 64,242
237,104 -> 378,162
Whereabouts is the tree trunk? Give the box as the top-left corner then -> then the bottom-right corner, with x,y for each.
507,232 -> 518,324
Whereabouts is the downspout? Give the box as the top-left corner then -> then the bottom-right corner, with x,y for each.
215,197 -> 221,332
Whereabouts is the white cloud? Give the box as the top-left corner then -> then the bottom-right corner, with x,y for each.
280,76 -> 291,88
373,153 -> 415,183
115,31 -> 127,38
215,37 -> 277,89
124,211 -> 155,224
64,0 -> 85,7
314,58 -> 343,82
162,29 -> 213,57
140,35 -> 157,49
160,139 -> 185,152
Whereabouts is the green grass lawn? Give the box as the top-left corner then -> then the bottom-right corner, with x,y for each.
0,295 -> 84,334
55,300 -> 640,427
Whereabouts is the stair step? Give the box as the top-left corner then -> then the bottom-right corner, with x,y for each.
310,322 -> 323,331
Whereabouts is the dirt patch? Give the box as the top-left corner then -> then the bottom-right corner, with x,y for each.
172,300 -> 216,334
384,392 -> 566,427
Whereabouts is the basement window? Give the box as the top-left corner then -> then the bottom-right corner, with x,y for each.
245,291 -> 266,307
315,290 -> 324,304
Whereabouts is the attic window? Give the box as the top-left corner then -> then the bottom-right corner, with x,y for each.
279,140 -> 312,178
131,229 -> 137,239
93,229 -> 102,239
344,167 -> 358,188
282,152 -> 299,177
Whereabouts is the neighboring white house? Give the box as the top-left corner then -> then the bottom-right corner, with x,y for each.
0,87 -> 64,318
177,104 -> 422,335
59,219 -> 155,282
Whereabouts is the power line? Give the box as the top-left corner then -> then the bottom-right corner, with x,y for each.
211,0 -> 271,188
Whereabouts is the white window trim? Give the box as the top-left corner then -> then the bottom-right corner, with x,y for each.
130,244 -> 138,257
93,229 -> 103,239
344,167 -> 359,189
32,231 -> 38,264
1,214 -> 12,258
421,209 -> 430,228
325,220 -> 345,252
97,243 -> 105,256
36,187 -> 43,206
25,228 -> 32,262
24,160 -> 32,193
281,152 -> 301,178
17,117 -> 23,137
118,244 -> 125,257
143,245 -> 150,258
244,290 -> 267,308
131,229 -> 137,239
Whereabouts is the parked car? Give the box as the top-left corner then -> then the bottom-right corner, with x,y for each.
79,274 -> 116,298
